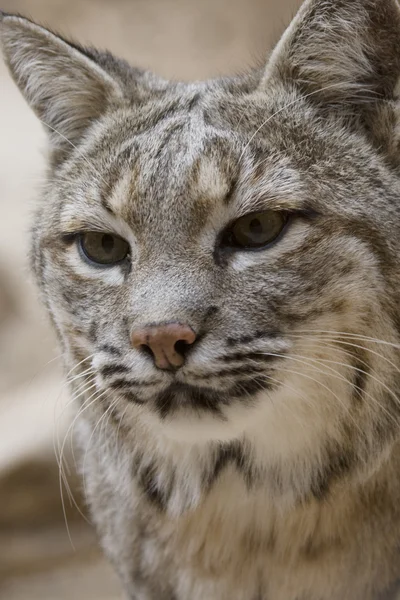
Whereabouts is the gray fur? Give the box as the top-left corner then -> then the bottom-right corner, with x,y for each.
2,1 -> 400,598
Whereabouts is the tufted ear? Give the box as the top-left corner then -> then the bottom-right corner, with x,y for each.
0,12 -> 124,160
263,0 -> 400,155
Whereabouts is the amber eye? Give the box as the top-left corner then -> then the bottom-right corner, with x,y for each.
221,211 -> 287,250
79,232 -> 130,265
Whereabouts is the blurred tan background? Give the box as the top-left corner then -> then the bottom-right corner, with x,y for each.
0,0 -> 300,598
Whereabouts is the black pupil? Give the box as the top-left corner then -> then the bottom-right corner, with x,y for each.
101,234 -> 115,255
249,218 -> 263,235
247,216 -> 269,243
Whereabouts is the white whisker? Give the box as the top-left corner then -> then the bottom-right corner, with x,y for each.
239,82 -> 369,162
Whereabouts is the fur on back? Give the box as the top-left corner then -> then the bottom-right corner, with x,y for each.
2,1 -> 400,598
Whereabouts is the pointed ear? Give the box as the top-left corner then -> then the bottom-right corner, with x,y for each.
264,0 -> 400,108
0,12 -> 124,159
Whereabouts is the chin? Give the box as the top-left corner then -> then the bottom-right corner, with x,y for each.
140,385 -> 274,445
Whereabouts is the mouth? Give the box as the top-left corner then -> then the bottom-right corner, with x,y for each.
151,382 -> 222,419
151,377 -> 271,419
99,349 -> 281,419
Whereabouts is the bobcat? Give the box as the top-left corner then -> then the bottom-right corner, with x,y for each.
2,0 -> 400,598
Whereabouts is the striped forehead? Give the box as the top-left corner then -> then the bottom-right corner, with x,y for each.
103,116 -> 233,232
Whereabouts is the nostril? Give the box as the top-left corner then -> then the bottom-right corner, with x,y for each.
174,339 -> 193,357
140,344 -> 154,359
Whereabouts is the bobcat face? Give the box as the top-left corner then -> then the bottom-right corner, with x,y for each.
2,2 -> 400,461
27,86 -> 396,452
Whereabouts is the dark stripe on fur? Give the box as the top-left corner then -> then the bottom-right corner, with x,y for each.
88,320 -> 98,342
110,377 -> 157,389
229,376 -> 274,398
154,383 -> 224,419
206,441 -> 253,489
220,351 -> 281,364
99,344 -> 122,357
190,364 -> 267,380
123,391 -> 145,405
352,359 -> 370,405
137,463 -> 168,510
100,364 -> 129,378
226,330 -> 273,347
310,443 -> 355,500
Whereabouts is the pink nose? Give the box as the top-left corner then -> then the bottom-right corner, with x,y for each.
131,323 -> 197,370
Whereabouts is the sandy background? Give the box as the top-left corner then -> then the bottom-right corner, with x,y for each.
0,0 -> 299,597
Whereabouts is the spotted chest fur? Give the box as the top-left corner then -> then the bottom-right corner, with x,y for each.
3,0 -> 400,598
